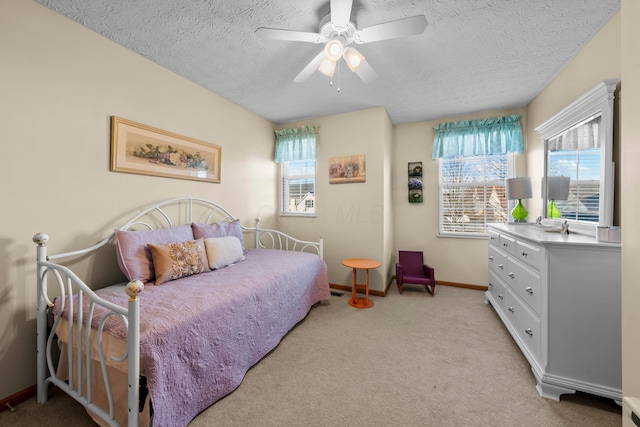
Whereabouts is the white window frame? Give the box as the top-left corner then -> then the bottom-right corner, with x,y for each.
438,153 -> 515,238
280,160 -> 316,217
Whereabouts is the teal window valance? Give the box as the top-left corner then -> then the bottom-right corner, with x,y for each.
432,115 -> 524,159
274,125 -> 319,163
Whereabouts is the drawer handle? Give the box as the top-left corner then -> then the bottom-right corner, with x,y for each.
490,236 -> 496,240
525,328 -> 533,336
508,272 -> 515,278
521,251 -> 528,257
508,307 -> 514,313
489,256 -> 494,260
488,282 -> 493,287
498,294 -> 504,300
525,287 -> 533,294
498,264 -> 504,270
503,243 -> 509,247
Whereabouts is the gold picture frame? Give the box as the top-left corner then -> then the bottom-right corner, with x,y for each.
110,116 -> 221,183
329,154 -> 366,184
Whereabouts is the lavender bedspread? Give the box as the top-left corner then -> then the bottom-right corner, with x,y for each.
72,249 -> 329,427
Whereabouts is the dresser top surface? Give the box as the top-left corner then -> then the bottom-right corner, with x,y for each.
488,223 -> 620,249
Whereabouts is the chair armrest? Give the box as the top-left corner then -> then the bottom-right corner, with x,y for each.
396,263 -> 404,285
423,264 -> 435,281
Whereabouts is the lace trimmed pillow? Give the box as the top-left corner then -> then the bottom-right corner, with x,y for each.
147,238 -> 210,285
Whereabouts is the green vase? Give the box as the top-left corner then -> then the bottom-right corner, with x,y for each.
547,199 -> 562,219
511,199 -> 528,222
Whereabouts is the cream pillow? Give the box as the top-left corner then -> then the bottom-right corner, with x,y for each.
204,236 -> 245,269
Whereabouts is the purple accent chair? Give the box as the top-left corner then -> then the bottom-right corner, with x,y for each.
396,251 -> 435,296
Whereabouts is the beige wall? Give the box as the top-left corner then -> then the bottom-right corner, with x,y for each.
621,0 -> 640,423
0,0 -> 276,399
276,107 -> 394,291
392,108 -> 526,286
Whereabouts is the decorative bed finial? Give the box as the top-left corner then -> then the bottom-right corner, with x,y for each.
126,279 -> 144,302
33,233 -> 49,246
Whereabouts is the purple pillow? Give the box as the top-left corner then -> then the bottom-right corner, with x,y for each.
115,224 -> 195,283
192,220 -> 245,253
191,222 -> 226,239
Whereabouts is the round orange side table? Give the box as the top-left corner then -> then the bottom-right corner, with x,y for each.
342,258 -> 381,309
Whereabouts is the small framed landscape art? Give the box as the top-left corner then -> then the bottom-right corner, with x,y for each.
408,161 -> 423,203
110,116 -> 221,183
329,154 -> 366,184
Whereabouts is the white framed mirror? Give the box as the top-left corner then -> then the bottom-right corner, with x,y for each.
535,79 -> 617,236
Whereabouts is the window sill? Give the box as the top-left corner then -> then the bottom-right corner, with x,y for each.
279,213 -> 317,218
437,232 -> 490,239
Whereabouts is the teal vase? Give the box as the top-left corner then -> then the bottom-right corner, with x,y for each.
511,199 -> 528,222
547,199 -> 562,219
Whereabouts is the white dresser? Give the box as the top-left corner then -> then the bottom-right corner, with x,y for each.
485,223 -> 621,403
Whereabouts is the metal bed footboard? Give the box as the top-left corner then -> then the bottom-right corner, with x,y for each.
34,233 -> 142,427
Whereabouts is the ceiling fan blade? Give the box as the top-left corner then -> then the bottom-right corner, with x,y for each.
330,0 -> 353,29
255,27 -> 322,43
355,60 -> 378,84
356,15 -> 427,43
293,51 -> 326,83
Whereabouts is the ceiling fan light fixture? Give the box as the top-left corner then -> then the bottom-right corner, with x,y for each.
324,38 -> 344,62
343,47 -> 365,72
318,58 -> 337,77
258,0 -> 430,85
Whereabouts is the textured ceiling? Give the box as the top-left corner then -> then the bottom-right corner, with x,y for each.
35,0 -> 620,125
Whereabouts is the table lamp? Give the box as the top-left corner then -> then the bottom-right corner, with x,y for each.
542,176 -> 570,219
505,177 -> 532,222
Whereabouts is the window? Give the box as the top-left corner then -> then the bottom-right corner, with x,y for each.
274,125 -> 318,216
281,160 -> 315,215
432,114 -> 523,236
438,153 -> 513,236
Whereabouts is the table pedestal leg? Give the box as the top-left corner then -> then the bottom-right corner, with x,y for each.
348,268 -> 374,309
351,268 -> 357,303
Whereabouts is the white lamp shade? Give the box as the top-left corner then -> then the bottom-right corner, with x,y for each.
318,58 -> 336,77
343,47 -> 365,72
543,176 -> 570,200
505,177 -> 532,200
324,38 -> 344,61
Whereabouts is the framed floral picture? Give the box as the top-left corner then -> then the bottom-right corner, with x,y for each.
110,116 -> 221,183
329,154 -> 366,184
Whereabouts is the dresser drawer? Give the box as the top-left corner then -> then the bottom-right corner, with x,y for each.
505,290 -> 541,360
488,271 -> 507,311
488,229 -> 500,246
499,233 -> 517,257
505,258 -> 541,315
515,239 -> 545,271
488,245 -> 508,280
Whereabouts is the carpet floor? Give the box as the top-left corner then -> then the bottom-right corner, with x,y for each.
0,284 -> 622,426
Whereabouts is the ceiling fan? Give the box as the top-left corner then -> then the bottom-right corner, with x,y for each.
255,0 -> 427,84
